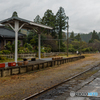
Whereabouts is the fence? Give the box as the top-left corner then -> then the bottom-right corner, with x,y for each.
0,56 -> 85,77
0,54 -> 36,59
0,52 -> 98,59
0,52 -> 73,59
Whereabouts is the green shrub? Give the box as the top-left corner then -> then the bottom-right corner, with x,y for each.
24,43 -> 33,51
68,48 -> 76,52
44,46 -> 51,53
32,50 -> 36,53
18,50 -> 24,54
2,50 -> 11,54
36,53 -> 44,58
41,48 -> 45,53
24,48 -> 29,53
82,48 -> 90,52
0,51 -> 3,54
0,56 -> 7,60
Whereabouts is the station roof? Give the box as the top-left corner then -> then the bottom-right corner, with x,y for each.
0,12 -> 53,30
0,26 -> 25,38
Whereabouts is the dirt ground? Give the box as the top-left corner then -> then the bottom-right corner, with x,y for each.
0,53 -> 100,100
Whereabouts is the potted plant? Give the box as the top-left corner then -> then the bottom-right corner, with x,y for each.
0,63 -> 5,68
17,62 -> 23,66
23,61 -> 28,65
8,62 -> 16,67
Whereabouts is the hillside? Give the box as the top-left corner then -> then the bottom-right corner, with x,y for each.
80,33 -> 92,42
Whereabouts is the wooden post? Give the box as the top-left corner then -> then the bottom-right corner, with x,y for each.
19,67 -> 20,74
32,65 -> 34,71
38,64 -> 39,69
10,68 -> 12,75
1,70 -> 3,77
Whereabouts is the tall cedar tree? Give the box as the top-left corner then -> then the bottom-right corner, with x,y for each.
42,9 -> 55,27
89,30 -> 99,43
70,31 -> 74,39
56,7 -> 67,45
91,30 -> 99,40
34,15 -> 42,24
42,9 -> 57,38
75,34 -> 81,41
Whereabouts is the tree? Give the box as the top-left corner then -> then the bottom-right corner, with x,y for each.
62,32 -> 66,39
89,30 -> 99,43
89,39 -> 100,51
70,31 -> 74,39
74,33 -> 81,41
42,9 -> 56,27
55,7 -> 67,45
42,9 -> 57,38
34,15 -> 42,24
91,30 -> 99,40
43,34 -> 58,51
71,40 -> 80,50
27,31 -> 35,43
80,32 -> 92,43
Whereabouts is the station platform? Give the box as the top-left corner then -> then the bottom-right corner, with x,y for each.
5,58 -> 53,67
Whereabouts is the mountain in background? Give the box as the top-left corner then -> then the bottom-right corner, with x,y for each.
80,33 -> 92,42
65,32 -> 100,43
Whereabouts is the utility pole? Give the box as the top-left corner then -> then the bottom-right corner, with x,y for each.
67,16 -> 69,57
59,39 -> 60,52
80,36 -> 82,55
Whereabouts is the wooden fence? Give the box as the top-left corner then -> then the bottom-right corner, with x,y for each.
0,56 -> 85,77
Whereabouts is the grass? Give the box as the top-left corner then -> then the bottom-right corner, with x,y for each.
79,70 -> 98,80
0,58 -> 23,63
0,53 -> 98,63
0,53 -> 78,63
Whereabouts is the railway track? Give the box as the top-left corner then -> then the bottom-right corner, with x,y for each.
23,63 -> 100,100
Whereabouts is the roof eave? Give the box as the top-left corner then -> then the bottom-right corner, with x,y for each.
30,22 -> 53,30
0,17 -> 53,30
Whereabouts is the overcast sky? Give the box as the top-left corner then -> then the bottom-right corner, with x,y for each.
0,0 -> 100,33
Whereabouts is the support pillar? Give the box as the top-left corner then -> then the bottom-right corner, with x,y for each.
15,21 -> 19,63
8,22 -> 25,63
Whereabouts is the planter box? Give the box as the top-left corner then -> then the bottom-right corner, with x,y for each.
52,57 -> 55,60
23,61 -> 28,65
17,62 -> 23,66
0,63 -> 5,68
8,62 -> 16,67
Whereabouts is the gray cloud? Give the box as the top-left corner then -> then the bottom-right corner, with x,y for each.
0,0 -> 100,33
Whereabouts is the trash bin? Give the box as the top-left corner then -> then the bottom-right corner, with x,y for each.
31,58 -> 36,61
23,58 -> 27,61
